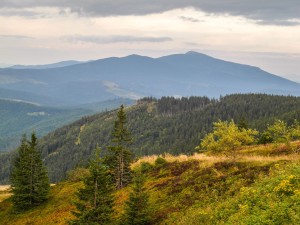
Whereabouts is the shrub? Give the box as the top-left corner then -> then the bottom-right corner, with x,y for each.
139,162 -> 153,173
67,168 -> 89,182
155,157 -> 167,167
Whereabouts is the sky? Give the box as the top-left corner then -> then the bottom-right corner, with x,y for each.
0,0 -> 300,82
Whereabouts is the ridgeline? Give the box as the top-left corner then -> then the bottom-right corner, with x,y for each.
1,94 -> 300,184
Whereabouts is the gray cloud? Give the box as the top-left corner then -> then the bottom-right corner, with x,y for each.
0,0 -> 300,26
0,8 -> 39,18
62,35 -> 172,44
180,16 -> 201,23
256,19 -> 300,26
0,34 -> 34,39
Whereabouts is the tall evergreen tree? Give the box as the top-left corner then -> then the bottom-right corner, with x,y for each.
121,172 -> 151,225
10,132 -> 50,212
237,116 -> 248,130
70,147 -> 114,225
108,105 -> 133,190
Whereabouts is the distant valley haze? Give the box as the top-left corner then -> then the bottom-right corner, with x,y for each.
0,51 -> 300,107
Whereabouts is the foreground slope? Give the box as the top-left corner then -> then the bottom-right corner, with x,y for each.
1,93 -> 300,184
0,144 -> 299,225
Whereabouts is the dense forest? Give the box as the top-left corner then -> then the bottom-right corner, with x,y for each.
1,94 -> 300,183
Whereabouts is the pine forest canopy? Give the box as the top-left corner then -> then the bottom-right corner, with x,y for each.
1,94 -> 300,184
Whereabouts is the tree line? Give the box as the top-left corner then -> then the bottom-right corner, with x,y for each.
198,119 -> 300,158
10,105 -> 152,225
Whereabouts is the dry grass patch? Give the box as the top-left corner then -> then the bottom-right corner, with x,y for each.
240,141 -> 300,156
240,154 -> 300,162
132,153 -> 230,170
132,148 -> 300,170
0,193 -> 11,202
0,185 -> 11,202
0,185 -> 10,191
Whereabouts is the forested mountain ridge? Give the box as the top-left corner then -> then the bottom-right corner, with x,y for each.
1,93 -> 300,184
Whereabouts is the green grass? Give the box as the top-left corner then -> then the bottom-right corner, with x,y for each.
0,143 -> 299,225
0,182 -> 82,225
158,161 -> 300,225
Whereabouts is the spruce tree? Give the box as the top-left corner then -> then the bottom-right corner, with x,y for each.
10,132 -> 50,212
70,147 -> 114,225
121,172 -> 151,225
108,105 -> 133,190
237,116 -> 248,130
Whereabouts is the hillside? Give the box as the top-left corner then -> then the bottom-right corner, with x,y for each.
0,99 -> 90,152
1,93 -> 300,184
1,52 -> 300,106
0,144 -> 299,225
0,98 -> 133,152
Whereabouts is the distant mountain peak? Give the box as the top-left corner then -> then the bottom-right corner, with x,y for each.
125,54 -> 153,60
181,51 -> 218,61
185,51 -> 211,57
127,54 -> 142,57
185,51 -> 201,55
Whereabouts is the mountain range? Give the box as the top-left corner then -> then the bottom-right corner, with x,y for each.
1,51 -> 299,106
8,60 -> 85,70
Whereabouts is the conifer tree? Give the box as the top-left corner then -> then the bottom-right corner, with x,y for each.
10,132 -> 50,212
108,105 -> 133,190
121,172 -> 151,225
237,116 -> 248,130
70,147 -> 114,225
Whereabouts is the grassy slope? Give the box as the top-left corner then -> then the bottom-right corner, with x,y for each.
0,143 -> 299,225
0,182 -> 82,225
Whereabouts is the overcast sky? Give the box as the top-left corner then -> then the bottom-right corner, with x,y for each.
0,0 -> 300,82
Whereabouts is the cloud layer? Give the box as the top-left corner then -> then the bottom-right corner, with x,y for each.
0,34 -> 33,39
62,35 -> 172,44
1,0 -> 299,25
